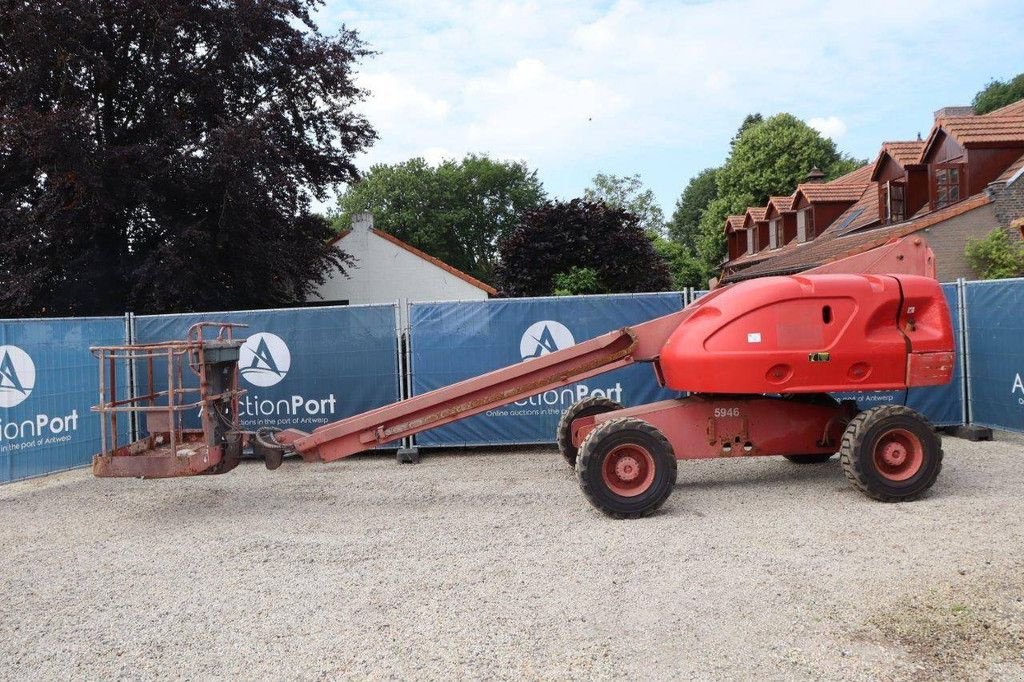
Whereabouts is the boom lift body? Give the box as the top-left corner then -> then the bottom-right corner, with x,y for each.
91,237 -> 955,517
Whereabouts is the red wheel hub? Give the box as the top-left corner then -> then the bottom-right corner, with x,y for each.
872,428 -> 924,481
602,444 -> 655,497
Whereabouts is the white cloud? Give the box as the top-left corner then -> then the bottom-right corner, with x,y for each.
420,147 -> 454,165
314,0 -> 1022,210
355,73 -> 450,125
571,0 -> 639,51
461,59 -> 629,159
809,116 -> 848,141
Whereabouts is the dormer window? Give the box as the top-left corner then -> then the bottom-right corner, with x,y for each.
884,181 -> 906,223
934,163 -> 965,209
769,218 -> 780,248
746,228 -> 754,254
796,208 -> 814,242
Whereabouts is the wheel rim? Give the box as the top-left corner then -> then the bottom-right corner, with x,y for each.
872,428 -> 924,482
602,444 -> 656,497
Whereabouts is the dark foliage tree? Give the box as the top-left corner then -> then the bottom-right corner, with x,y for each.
972,72 -> 1024,115
496,199 -> 672,297
334,154 -> 545,284
0,0 -> 375,315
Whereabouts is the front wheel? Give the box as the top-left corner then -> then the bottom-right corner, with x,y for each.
576,417 -> 677,519
556,396 -> 623,467
840,405 -> 942,502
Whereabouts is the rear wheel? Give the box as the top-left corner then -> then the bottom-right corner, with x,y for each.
576,417 -> 677,519
557,396 -> 623,467
840,405 -> 942,502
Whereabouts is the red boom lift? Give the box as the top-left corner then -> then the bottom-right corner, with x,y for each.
91,237 -> 955,518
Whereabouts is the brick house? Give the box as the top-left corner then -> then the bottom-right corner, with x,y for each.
718,100 -> 1024,284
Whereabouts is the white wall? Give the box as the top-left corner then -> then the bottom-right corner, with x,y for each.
309,213 -> 490,329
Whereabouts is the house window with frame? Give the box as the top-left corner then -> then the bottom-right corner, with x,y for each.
746,228 -> 754,254
797,208 -> 814,242
884,181 -> 906,223
769,218 -> 779,249
934,164 -> 963,209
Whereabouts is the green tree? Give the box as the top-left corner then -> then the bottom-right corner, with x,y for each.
553,267 -> 603,296
965,228 -> 1024,279
650,235 -> 706,290
716,113 -> 862,206
972,73 -> 1024,115
334,154 -> 544,283
695,193 -> 754,281
496,199 -> 672,297
730,113 -> 763,147
691,113 -> 865,276
0,0 -> 375,315
583,173 -> 666,235
667,167 -> 719,246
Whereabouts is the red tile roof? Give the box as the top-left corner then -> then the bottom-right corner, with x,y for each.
988,99 -> 1024,117
933,114 -> 1024,147
766,195 -> 795,214
723,193 -> 991,282
881,140 -> 926,167
329,227 -> 498,295
724,215 -> 746,232
831,163 -> 875,185
721,247 -> 775,269
794,163 -> 873,204
744,206 -> 767,223
816,183 -> 882,239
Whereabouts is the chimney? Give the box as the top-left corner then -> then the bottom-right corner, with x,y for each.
804,167 -> 826,183
351,212 -> 374,233
934,106 -> 975,120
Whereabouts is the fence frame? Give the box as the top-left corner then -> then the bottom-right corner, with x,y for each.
9,278 -> 1024,484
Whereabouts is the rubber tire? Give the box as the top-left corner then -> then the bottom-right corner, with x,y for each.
556,396 -> 624,467
840,405 -> 942,502
782,394 -> 840,464
576,417 -> 677,519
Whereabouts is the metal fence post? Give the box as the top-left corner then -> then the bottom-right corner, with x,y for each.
124,312 -> 139,443
401,299 -> 415,453
957,278 -> 972,426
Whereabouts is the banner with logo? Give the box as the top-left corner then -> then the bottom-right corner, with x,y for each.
1,316 -> 129,483
964,278 -> 1024,432
408,293 -> 686,446
133,305 -> 400,433
833,283 -> 964,426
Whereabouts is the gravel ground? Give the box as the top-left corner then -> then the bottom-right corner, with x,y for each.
2,433 -> 1024,680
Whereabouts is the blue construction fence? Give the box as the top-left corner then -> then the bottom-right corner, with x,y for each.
0,316 -> 131,482
2,279 -> 1023,482
408,292 -> 686,446
133,304 -> 402,433
1,305 -> 401,484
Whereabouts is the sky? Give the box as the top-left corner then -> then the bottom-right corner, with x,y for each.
312,0 -> 1024,217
